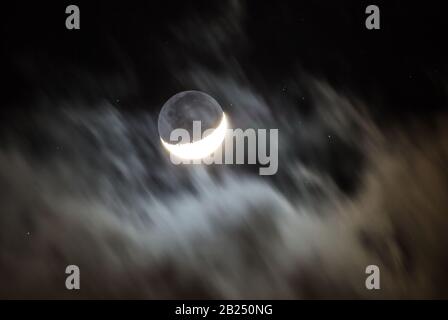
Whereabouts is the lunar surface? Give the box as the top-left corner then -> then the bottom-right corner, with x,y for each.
158,90 -> 226,160
158,91 -> 224,144
160,113 -> 227,160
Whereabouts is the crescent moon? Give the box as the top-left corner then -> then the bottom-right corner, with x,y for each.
160,113 -> 228,160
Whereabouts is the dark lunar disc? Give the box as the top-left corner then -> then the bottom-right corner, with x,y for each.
158,91 -> 223,144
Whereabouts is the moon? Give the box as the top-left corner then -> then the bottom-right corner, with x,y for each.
158,91 -> 227,160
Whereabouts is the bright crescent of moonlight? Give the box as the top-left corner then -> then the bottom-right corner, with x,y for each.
161,113 -> 227,160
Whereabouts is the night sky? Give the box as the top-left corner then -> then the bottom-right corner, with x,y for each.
4,1 -> 447,117
1,1 -> 448,298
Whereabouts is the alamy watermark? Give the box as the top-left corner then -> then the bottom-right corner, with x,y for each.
165,119 -> 279,176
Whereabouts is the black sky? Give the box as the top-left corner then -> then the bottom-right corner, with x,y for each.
2,1 -> 448,124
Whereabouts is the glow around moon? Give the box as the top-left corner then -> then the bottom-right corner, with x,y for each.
161,113 -> 228,160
